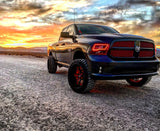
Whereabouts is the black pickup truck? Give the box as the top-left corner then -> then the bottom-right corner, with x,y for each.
47,24 -> 160,93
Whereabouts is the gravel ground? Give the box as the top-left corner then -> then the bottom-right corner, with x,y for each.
0,55 -> 160,131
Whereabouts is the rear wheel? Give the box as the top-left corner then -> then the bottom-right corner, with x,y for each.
47,56 -> 57,73
126,76 -> 152,87
68,59 -> 95,93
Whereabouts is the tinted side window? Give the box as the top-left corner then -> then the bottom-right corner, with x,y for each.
62,27 -> 68,32
67,25 -> 74,36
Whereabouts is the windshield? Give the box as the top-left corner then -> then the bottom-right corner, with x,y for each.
76,24 -> 119,35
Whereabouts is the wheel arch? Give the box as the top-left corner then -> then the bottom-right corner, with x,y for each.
48,49 -> 56,60
49,51 -> 52,56
73,50 -> 86,60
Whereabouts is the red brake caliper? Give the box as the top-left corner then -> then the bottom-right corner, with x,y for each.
130,78 -> 143,83
74,66 -> 84,86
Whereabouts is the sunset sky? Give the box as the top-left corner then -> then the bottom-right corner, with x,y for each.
0,0 -> 160,48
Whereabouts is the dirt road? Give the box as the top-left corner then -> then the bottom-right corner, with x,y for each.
0,55 -> 160,131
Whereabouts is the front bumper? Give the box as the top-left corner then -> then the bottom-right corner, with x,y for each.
91,72 -> 158,80
88,55 -> 160,80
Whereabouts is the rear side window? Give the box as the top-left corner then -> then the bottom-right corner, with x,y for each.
67,25 -> 75,36
62,27 -> 68,32
62,25 -> 75,36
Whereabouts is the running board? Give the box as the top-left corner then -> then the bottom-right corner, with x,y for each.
56,61 -> 70,68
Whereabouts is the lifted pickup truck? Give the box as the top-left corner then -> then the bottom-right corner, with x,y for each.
47,24 -> 160,93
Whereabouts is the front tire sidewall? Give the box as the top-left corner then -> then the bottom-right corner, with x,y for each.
47,56 -> 57,74
68,59 -> 95,93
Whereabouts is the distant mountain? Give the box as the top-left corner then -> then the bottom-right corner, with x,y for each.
0,46 -> 47,57
0,46 -> 47,53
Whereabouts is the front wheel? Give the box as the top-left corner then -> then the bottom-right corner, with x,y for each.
68,59 -> 95,93
126,76 -> 152,87
47,56 -> 57,74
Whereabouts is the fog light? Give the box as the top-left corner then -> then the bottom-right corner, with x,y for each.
99,67 -> 102,73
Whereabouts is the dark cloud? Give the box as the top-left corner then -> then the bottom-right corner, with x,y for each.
98,9 -> 118,16
89,7 -> 126,23
72,13 -> 126,24
95,0 -> 159,24
63,11 -> 74,15
0,6 -> 6,12
0,0 -> 13,11
0,0 -> 51,15
126,0 -> 157,6
0,0 -> 159,27
12,2 -> 43,11
36,7 -> 52,15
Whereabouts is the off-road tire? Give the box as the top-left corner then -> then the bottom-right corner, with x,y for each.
126,76 -> 152,87
68,59 -> 95,93
47,56 -> 57,74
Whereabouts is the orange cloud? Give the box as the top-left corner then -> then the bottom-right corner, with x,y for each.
0,23 -> 69,48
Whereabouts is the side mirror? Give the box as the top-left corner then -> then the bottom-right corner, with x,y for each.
60,32 -> 69,38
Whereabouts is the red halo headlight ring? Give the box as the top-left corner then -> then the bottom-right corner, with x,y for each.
90,43 -> 110,55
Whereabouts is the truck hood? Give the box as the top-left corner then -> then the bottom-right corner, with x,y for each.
79,33 -> 152,42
